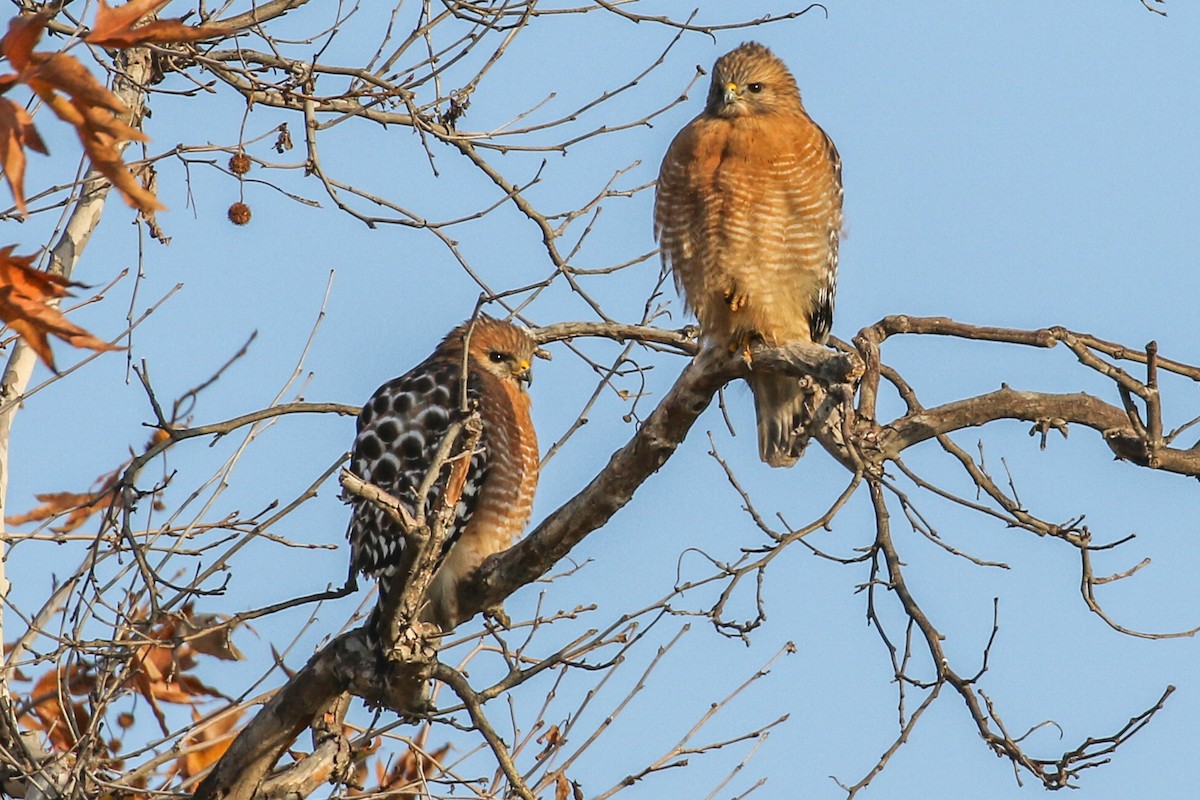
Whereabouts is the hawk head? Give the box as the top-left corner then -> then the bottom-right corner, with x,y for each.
705,41 -> 804,118
442,316 -> 536,388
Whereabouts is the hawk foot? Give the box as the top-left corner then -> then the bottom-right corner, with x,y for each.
729,333 -> 761,366
723,287 -> 749,312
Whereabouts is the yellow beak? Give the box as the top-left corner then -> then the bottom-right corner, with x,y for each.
723,81 -> 740,105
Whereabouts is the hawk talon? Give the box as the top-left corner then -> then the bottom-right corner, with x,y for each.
725,338 -> 754,364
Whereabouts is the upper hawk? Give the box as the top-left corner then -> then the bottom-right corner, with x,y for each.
655,41 -> 843,467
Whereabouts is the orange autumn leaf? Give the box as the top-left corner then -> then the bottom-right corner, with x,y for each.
24,52 -> 131,116
151,672 -> 228,705
178,708 -> 241,778
87,0 -> 236,48
0,16 -> 51,216
127,608 -> 239,733
376,732 -> 448,796
373,744 -> 450,796
87,0 -> 172,44
0,246 -> 123,372
0,97 -> 48,215
4,488 -> 120,532
6,426 -> 172,532
535,723 -> 562,760
75,100 -> 160,211
23,666 -> 95,751
19,52 -> 160,213
185,614 -> 245,662
0,13 -> 48,72
1,13 -> 162,212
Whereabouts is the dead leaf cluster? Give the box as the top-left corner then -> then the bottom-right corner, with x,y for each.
350,725 -> 449,798
88,0 -> 235,50
0,1 -> 234,369
1,14 -> 155,214
11,603 -> 244,780
124,605 -> 243,734
0,246 -> 122,372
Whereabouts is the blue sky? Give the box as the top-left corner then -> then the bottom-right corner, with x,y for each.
4,1 -> 1199,797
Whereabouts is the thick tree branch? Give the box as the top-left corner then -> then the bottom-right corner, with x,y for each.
192,631 -> 372,800
877,387 -> 1200,476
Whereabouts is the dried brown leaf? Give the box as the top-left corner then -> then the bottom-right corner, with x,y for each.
4,455 -> 127,532
22,667 -> 94,751
126,609 -> 236,734
87,0 -> 235,48
0,97 -> 47,215
87,0 -> 172,42
179,707 -> 241,778
6,424 -> 177,531
76,101 -> 162,211
4,490 -> 95,525
366,725 -> 449,797
1,14 -> 48,72
182,614 -> 244,662
0,246 -> 123,372
537,723 -> 562,749
12,45 -> 161,212
25,52 -> 130,115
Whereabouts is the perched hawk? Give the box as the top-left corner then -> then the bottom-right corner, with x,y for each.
655,42 -> 843,467
347,317 -> 540,630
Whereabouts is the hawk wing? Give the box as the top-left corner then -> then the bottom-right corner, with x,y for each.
347,361 -> 489,584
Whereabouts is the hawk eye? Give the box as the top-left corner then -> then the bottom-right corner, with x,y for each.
747,82 -> 764,94
489,351 -> 507,363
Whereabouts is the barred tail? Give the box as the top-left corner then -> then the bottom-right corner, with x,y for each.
748,372 -> 810,468
362,571 -> 394,651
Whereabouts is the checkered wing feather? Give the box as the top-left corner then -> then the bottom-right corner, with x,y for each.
347,360 -> 488,588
